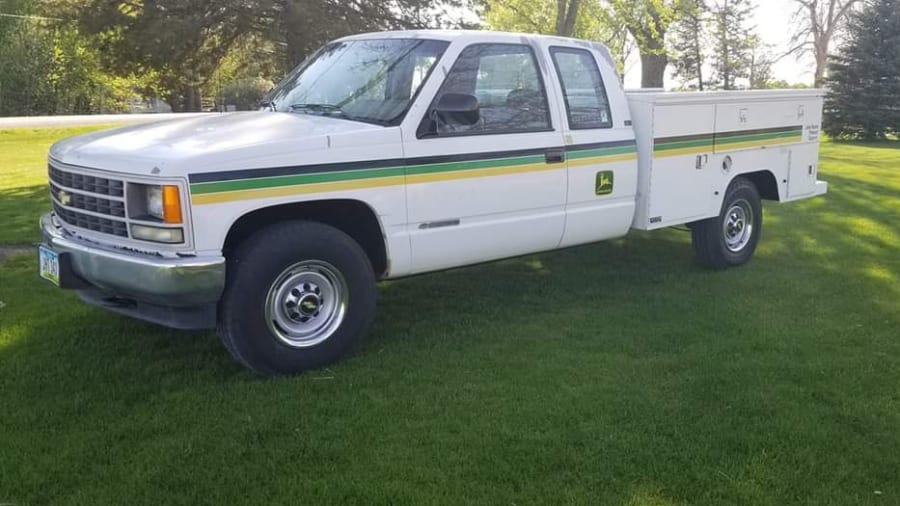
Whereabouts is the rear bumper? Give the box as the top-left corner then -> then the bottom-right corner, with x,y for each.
40,213 -> 225,307
814,180 -> 828,196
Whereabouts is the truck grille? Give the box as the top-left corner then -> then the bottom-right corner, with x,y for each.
50,184 -> 126,217
49,165 -> 124,197
52,201 -> 129,237
48,164 -> 129,238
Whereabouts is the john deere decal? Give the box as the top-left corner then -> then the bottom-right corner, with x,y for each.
595,171 -> 614,196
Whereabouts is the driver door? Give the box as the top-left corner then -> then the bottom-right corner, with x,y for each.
401,41 -> 568,273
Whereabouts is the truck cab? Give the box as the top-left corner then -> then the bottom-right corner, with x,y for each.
39,30 -> 826,375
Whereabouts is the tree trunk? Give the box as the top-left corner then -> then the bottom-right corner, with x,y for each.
695,31 -> 704,91
640,52 -> 668,88
555,0 -> 580,37
814,44 -> 828,87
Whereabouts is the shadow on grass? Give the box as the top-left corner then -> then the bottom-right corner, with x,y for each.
0,184 -> 47,245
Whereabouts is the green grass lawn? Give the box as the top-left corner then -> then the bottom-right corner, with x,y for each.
1,128 -> 899,505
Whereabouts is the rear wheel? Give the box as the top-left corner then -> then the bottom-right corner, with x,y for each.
691,177 -> 762,269
217,221 -> 376,376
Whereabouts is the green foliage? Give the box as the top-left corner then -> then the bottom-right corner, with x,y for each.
747,35 -> 777,89
481,0 -> 629,71
483,0 -> 683,86
204,34 -> 282,111
824,0 -> 900,141
222,77 -> 275,111
483,0 -> 596,37
2,0 -> 472,115
708,0 -> 755,90
669,0 -> 780,91
669,0 -> 708,90
606,0 -> 683,88
0,18 -> 157,116
0,20 -> 54,115
754,80 -> 812,90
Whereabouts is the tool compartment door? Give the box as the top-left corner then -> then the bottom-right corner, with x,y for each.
714,99 -> 822,198
647,103 -> 717,226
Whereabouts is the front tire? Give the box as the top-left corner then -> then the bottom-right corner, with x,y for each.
691,177 -> 762,269
217,221 -> 376,376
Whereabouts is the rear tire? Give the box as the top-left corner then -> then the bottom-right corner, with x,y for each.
217,221 -> 376,376
691,177 -> 762,269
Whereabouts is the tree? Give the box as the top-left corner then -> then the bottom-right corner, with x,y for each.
51,0 -> 472,111
482,0 -> 631,71
271,0 -> 473,69
604,0 -> 683,88
482,0 -> 562,34
748,36 -> 776,89
823,0 -> 900,140
708,0 -> 755,90
788,0 -> 861,87
669,0 -> 707,90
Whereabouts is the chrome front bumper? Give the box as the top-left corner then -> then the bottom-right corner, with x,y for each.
40,213 -> 225,307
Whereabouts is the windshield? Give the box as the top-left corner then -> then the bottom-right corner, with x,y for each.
265,38 -> 450,126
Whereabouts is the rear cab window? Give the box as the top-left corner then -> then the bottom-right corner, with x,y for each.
549,47 -> 613,130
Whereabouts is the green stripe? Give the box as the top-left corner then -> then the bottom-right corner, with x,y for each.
716,130 -> 802,145
405,154 -> 544,176
715,126 -> 801,139
191,165 -> 405,195
655,139 -> 715,151
655,127 -> 803,152
568,145 -> 636,160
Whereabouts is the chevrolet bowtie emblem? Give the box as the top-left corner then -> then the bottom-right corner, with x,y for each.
58,190 -> 72,206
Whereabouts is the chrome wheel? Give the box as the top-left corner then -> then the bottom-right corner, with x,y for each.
722,199 -> 754,252
265,260 -> 348,348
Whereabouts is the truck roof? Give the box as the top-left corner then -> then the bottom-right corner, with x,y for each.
337,29 -> 616,70
339,29 -> 580,43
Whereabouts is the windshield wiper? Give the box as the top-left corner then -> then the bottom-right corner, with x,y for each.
288,103 -> 390,126
287,103 -> 391,126
289,103 -> 348,117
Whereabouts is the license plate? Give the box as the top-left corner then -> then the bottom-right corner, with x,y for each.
39,246 -> 60,286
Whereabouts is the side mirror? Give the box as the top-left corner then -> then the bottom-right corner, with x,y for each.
433,93 -> 480,126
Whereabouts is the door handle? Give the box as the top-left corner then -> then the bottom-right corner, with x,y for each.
545,149 -> 566,164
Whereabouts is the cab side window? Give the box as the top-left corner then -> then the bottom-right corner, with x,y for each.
550,47 -> 613,129
420,43 -> 551,137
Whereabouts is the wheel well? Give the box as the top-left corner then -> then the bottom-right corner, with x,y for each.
223,200 -> 388,278
740,170 -> 780,201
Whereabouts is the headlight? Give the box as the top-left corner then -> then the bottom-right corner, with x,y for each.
142,184 -> 183,224
147,186 -> 164,219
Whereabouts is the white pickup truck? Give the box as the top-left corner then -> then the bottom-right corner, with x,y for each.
39,30 -> 827,375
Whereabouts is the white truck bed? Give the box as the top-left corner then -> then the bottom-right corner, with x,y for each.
626,89 -> 827,230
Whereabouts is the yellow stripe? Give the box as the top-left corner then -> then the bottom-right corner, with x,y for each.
654,137 -> 803,159
654,145 -> 714,158
406,160 -> 561,184
191,175 -> 406,205
714,136 -> 802,152
567,153 -> 638,168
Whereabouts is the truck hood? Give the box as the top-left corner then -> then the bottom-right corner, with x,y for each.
49,112 -> 394,177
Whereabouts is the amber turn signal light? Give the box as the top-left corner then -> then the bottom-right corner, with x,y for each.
162,185 -> 183,224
